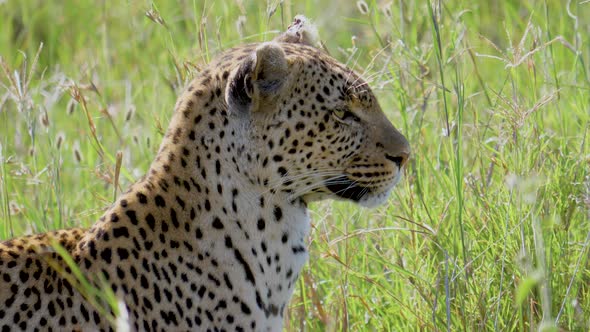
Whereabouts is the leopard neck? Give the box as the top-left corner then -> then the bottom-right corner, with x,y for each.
122,78 -> 312,322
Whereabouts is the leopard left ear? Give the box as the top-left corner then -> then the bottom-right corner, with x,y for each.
252,42 -> 289,97
226,42 -> 288,114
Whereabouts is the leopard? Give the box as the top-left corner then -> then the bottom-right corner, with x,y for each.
0,16 -> 409,331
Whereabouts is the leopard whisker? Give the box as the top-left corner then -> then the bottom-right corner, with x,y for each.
286,175 -> 348,200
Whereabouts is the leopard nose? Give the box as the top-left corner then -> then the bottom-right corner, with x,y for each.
372,111 -> 411,169
386,151 -> 410,168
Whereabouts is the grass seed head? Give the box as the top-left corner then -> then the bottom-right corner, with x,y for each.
125,105 -> 135,122
39,107 -> 49,128
56,132 -> 65,150
73,141 -> 82,163
66,98 -> 77,115
236,16 -> 247,38
357,1 -> 369,15
145,7 -> 166,27
382,2 -> 392,18
9,201 -> 22,216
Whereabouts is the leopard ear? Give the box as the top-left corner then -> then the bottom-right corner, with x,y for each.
252,42 -> 288,96
273,15 -> 319,47
226,42 -> 288,114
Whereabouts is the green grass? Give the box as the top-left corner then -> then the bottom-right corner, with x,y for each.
1,0 -> 589,330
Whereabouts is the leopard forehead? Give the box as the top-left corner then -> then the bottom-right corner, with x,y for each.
206,42 -> 376,107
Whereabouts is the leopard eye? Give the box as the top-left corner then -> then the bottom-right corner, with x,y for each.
332,108 -> 346,119
331,108 -> 360,123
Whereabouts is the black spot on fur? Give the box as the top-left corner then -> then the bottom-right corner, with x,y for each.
126,210 -> 138,225
113,227 -> 129,238
212,217 -> 224,229
273,206 -> 283,222
145,213 -> 156,231
234,249 -> 255,285
257,218 -> 265,230
155,195 -> 166,207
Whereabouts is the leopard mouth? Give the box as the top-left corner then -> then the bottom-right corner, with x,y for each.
325,176 -> 369,202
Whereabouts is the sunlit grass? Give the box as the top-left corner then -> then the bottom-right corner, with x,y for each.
1,0 -> 589,330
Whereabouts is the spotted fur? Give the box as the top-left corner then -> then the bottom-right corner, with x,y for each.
0,16 -> 409,331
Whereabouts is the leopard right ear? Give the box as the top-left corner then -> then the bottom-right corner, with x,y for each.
226,42 -> 289,114
273,15 -> 319,47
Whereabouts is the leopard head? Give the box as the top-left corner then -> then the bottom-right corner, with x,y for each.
224,18 -> 410,208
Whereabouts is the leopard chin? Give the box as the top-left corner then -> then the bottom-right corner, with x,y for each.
324,172 -> 403,208
324,175 -> 368,202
